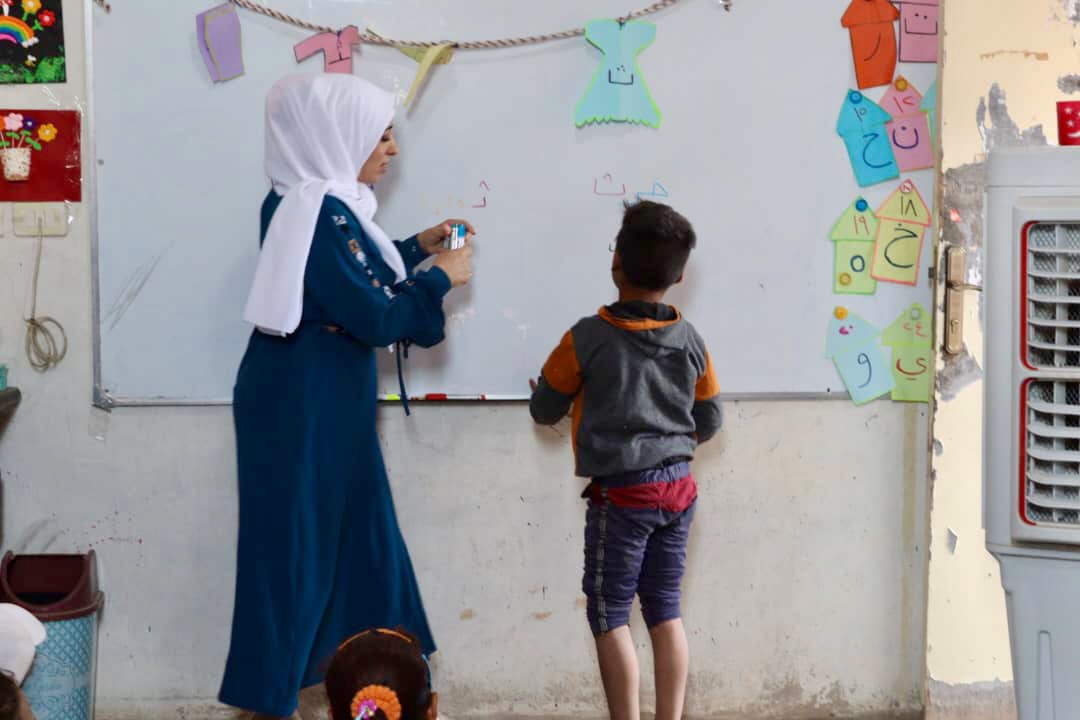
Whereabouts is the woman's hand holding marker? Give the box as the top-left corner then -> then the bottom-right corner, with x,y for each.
425,218 -> 475,288
434,245 -> 473,287
419,218 -> 476,255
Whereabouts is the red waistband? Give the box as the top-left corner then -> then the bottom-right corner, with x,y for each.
588,474 -> 697,512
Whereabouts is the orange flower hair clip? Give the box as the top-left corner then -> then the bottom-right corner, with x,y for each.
351,685 -> 402,720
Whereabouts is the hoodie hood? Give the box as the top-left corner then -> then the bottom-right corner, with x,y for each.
598,302 -> 688,353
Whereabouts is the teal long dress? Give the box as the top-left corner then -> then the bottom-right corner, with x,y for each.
219,191 -> 448,717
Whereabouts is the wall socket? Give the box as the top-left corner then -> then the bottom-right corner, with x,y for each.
13,203 -> 68,237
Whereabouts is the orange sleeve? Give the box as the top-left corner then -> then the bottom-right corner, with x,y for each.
695,351 -> 721,400
542,331 -> 583,396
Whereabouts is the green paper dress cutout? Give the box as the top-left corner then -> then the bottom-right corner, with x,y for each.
575,19 -> 661,129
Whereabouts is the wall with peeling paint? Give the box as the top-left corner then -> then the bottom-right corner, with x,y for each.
0,1 -> 929,718
928,0 -> 1080,718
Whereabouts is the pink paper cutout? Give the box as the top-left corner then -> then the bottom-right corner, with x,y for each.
294,25 -> 361,74
897,1 -> 939,63
881,77 -> 934,172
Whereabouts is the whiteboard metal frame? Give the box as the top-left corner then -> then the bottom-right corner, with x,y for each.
90,392 -> 849,409
87,0 -> 110,410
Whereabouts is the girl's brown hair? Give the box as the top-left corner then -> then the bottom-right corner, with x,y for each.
0,672 -> 21,720
325,628 -> 432,720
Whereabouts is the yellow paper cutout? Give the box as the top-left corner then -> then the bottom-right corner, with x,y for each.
889,345 -> 932,403
399,43 -> 453,107
366,27 -> 453,108
871,220 -> 925,285
834,239 -> 877,294
877,179 -> 931,226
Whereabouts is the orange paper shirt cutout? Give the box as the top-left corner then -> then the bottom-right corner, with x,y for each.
841,0 -> 900,90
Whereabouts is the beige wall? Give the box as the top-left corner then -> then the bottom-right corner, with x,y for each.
928,1 -> 1080,717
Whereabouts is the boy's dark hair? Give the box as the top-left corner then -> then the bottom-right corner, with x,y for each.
0,672 -> 20,720
615,200 -> 697,290
325,628 -> 432,720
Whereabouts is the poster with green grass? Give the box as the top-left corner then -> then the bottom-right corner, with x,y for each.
0,0 -> 65,84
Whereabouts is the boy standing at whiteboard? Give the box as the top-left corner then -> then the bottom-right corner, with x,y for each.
530,201 -> 722,720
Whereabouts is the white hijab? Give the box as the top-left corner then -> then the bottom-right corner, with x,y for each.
243,73 -> 408,336
0,603 -> 46,684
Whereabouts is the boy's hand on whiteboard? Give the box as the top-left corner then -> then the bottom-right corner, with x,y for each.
433,245 -> 473,288
419,219 -> 476,255
529,377 -> 573,418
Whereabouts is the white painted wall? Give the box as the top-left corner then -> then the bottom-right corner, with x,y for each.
0,2 -> 930,717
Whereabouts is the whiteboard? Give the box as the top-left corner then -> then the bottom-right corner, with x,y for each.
91,0 -> 937,404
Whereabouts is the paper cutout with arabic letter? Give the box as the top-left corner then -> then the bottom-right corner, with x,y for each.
826,307 -> 895,405
830,197 -> 878,295
841,0 -> 899,90
881,303 -> 932,403
881,76 -> 933,172
872,180 -> 931,286
889,345 -> 932,402
575,19 -> 661,128
836,90 -> 899,188
196,4 -> 244,83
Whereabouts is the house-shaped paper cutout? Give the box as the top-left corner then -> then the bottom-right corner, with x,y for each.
841,0 -> 900,89
877,179 -> 931,226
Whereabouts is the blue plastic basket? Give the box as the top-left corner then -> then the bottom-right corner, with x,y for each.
1,552 -> 104,720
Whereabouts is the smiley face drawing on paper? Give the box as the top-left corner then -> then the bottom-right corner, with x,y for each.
896,0 -> 939,63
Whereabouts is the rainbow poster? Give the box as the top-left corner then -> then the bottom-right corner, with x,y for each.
0,0 -> 65,84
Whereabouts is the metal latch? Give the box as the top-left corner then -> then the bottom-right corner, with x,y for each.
944,246 -> 982,355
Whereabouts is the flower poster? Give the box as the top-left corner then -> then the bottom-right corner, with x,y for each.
0,109 -> 80,201
0,0 -> 65,84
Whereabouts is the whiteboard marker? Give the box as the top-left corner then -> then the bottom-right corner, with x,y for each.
446,223 -> 465,250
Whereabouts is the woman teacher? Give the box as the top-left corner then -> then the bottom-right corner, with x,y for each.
219,73 -> 474,720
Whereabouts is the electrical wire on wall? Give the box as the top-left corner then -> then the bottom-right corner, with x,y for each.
25,219 -> 67,372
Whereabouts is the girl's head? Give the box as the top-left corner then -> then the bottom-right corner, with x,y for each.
265,74 -> 398,192
325,628 -> 437,720
0,672 -> 33,720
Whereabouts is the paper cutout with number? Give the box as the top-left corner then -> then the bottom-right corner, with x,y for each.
294,26 -> 361,74
882,303 -> 932,348
881,76 -> 933,172
826,307 -> 895,405
872,180 -> 930,285
575,19 -> 661,128
830,197 -> 879,295
841,0 -> 899,90
921,80 -> 937,147
897,0 -> 939,63
837,90 -> 899,187
196,4 -> 244,83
